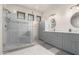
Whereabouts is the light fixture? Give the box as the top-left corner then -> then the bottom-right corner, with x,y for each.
70,4 -> 79,9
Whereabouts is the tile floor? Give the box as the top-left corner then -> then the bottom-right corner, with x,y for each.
36,39 -> 71,55
5,39 -> 71,55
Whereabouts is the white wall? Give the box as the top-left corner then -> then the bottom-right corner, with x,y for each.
65,7 -> 79,33
42,5 -> 68,32
42,4 -> 79,33
0,4 -> 2,54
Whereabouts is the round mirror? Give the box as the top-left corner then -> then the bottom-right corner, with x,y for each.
45,15 -> 56,31
71,12 -> 79,28
50,18 -> 56,28
48,15 -> 56,28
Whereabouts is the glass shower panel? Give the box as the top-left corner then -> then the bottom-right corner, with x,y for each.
3,8 -> 32,51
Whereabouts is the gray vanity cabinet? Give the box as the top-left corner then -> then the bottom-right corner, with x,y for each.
41,31 -> 79,54
62,33 -> 76,54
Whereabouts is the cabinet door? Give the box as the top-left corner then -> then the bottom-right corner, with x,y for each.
46,32 -> 58,47
63,34 -> 71,51
57,33 -> 63,49
47,32 -> 58,42
63,33 -> 76,54
74,35 -> 79,54
76,40 -> 79,54
41,32 -> 51,43
42,32 -> 58,47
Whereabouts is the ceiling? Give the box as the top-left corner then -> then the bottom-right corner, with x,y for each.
19,4 -> 51,12
19,4 -> 73,13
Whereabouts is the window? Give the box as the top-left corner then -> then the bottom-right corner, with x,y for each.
37,16 -> 41,22
28,14 -> 34,21
17,11 -> 25,19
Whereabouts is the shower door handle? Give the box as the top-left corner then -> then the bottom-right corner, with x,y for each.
4,24 -> 8,30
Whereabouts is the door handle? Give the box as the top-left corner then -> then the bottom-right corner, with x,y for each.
4,24 -> 8,30
5,25 -> 7,28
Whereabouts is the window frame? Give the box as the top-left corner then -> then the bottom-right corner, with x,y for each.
36,16 -> 41,22
17,11 -> 25,20
28,14 -> 34,21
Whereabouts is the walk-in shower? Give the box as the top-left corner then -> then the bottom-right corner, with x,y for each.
3,8 -> 33,52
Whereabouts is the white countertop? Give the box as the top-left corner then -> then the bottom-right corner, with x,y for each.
44,31 -> 79,34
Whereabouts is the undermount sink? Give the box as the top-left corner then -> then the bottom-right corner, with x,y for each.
71,12 -> 79,28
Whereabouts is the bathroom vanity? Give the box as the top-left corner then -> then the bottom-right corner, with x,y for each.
41,9 -> 79,54
41,31 -> 79,54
